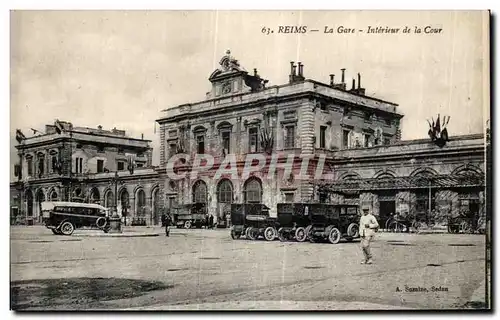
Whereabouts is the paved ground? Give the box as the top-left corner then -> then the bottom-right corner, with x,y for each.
10,226 -> 487,310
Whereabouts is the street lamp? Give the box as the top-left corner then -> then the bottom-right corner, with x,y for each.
107,156 -> 135,234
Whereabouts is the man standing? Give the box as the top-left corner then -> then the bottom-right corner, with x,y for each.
359,207 -> 379,264
209,214 -> 214,230
164,213 -> 171,237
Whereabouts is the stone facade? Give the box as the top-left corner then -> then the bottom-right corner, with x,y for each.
10,123 -> 160,225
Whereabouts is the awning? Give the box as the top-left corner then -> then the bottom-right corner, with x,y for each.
317,174 -> 485,192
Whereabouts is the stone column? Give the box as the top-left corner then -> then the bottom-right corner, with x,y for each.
299,100 -> 315,200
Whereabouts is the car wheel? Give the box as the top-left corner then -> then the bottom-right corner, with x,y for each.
278,228 -> 287,242
60,221 -> 75,236
184,220 -> 192,229
231,230 -> 241,240
347,223 -> 359,238
264,227 -> 277,241
295,227 -> 307,242
328,227 -> 341,244
247,227 -> 257,240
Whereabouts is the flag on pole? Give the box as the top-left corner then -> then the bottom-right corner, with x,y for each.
15,129 -> 26,143
54,119 -> 64,134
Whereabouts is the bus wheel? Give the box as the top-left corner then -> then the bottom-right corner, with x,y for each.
96,217 -> 107,229
295,227 -> 307,242
60,221 -> 75,236
264,227 -> 277,241
328,227 -> 341,244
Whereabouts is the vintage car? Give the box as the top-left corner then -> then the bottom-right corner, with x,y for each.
230,203 -> 278,241
172,203 -> 207,229
41,201 -> 111,236
276,203 -> 314,242
306,204 -> 360,244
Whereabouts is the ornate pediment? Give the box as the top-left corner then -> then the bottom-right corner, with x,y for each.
209,50 -> 247,81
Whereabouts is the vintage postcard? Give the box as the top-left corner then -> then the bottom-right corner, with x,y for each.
9,10 -> 491,311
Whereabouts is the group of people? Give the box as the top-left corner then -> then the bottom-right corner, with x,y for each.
161,208 -> 380,265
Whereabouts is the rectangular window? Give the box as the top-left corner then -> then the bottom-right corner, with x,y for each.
284,126 -> 295,149
196,135 -> 205,154
117,161 -> 125,171
320,126 -> 327,148
38,156 -> 45,175
75,158 -> 79,174
384,138 -> 391,145
364,134 -> 371,147
169,143 -> 177,158
97,160 -> 104,173
343,130 -> 350,149
97,145 -> 105,153
136,163 -> 144,168
27,159 -> 33,176
79,158 -> 83,173
249,127 -> 258,153
222,131 -> 230,154
284,193 -> 294,203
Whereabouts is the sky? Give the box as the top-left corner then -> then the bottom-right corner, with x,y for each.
10,10 -> 489,179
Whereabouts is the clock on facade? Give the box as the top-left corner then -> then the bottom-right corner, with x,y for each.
222,81 -> 232,94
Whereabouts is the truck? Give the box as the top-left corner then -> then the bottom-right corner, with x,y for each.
172,203 -> 207,229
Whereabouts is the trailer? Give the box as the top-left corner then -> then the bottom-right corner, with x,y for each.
230,203 -> 277,241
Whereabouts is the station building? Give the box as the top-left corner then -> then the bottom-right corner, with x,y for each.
155,50 -> 486,225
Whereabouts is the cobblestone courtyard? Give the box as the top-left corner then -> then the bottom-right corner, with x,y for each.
10,226 -> 487,310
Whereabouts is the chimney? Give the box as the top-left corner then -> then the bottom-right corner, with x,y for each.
254,68 -> 258,77
290,61 -> 295,76
141,133 -> 144,140
97,125 -> 102,130
292,64 -> 297,77
351,79 -> 356,90
298,62 -> 303,77
341,68 -> 346,83
329,74 -> 335,86
358,73 -> 361,89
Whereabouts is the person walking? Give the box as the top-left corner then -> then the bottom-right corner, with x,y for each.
209,214 -> 214,230
164,213 -> 171,237
359,207 -> 379,265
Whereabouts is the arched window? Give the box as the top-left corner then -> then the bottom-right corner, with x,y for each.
243,178 -> 262,203
152,188 -> 160,225
217,179 -> 233,203
136,189 -> 146,216
90,188 -> 100,204
104,191 -> 114,208
192,180 -> 208,204
120,190 -> 129,209
49,190 -> 58,201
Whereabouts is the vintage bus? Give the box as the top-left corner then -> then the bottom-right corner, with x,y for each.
41,201 -> 111,235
